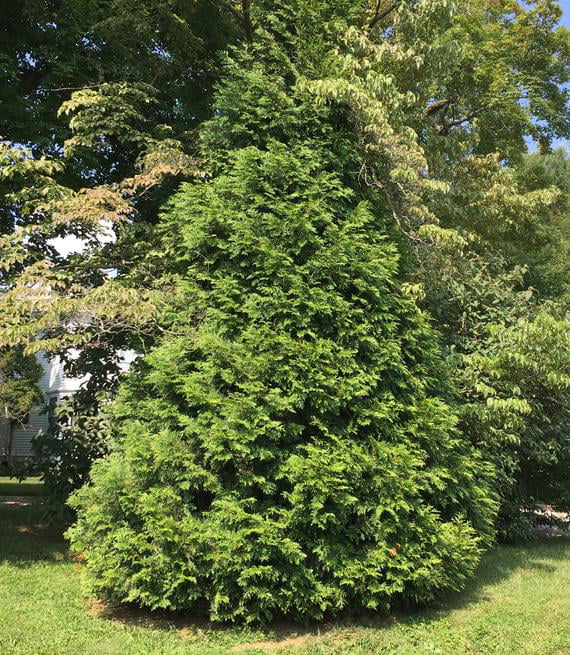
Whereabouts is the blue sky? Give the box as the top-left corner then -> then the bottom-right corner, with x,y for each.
561,0 -> 570,27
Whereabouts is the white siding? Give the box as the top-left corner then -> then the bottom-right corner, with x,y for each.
1,349 -> 134,461
1,352 -> 87,461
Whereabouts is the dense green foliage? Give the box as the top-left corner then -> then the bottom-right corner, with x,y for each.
419,239 -> 570,537
1,0 -> 570,623
0,0 -> 234,152
413,150 -> 570,537
467,315 -> 570,522
32,395 -> 112,518
68,2 -> 497,622
513,148 -> 570,302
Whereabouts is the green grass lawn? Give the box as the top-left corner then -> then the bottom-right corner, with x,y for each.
0,475 -> 44,496
1,500 -> 569,655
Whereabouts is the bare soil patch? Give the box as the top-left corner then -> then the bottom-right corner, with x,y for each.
230,635 -> 310,652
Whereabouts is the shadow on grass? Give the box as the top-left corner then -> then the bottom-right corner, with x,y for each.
88,600 -> 346,653
383,537 -> 570,627
0,501 -> 70,567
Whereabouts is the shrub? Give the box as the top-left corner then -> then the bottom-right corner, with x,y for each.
68,2 -> 497,622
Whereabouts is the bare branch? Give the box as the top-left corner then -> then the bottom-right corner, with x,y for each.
435,110 -> 481,135
50,82 -> 112,93
425,98 -> 455,117
242,0 -> 254,44
210,0 -> 243,23
369,0 -> 400,30
210,0 -> 254,43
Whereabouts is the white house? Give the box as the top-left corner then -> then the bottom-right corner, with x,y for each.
0,352 -> 88,462
0,349 -> 135,463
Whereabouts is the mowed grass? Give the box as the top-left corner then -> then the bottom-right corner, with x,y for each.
1,500 -> 569,655
0,475 -> 45,496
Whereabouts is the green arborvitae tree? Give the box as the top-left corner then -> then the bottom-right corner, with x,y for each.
68,1 -> 497,623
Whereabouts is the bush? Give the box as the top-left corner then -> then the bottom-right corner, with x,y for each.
69,153 -> 496,621
68,3 -> 497,623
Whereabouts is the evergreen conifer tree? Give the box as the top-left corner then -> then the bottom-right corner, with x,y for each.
69,0 -> 497,622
